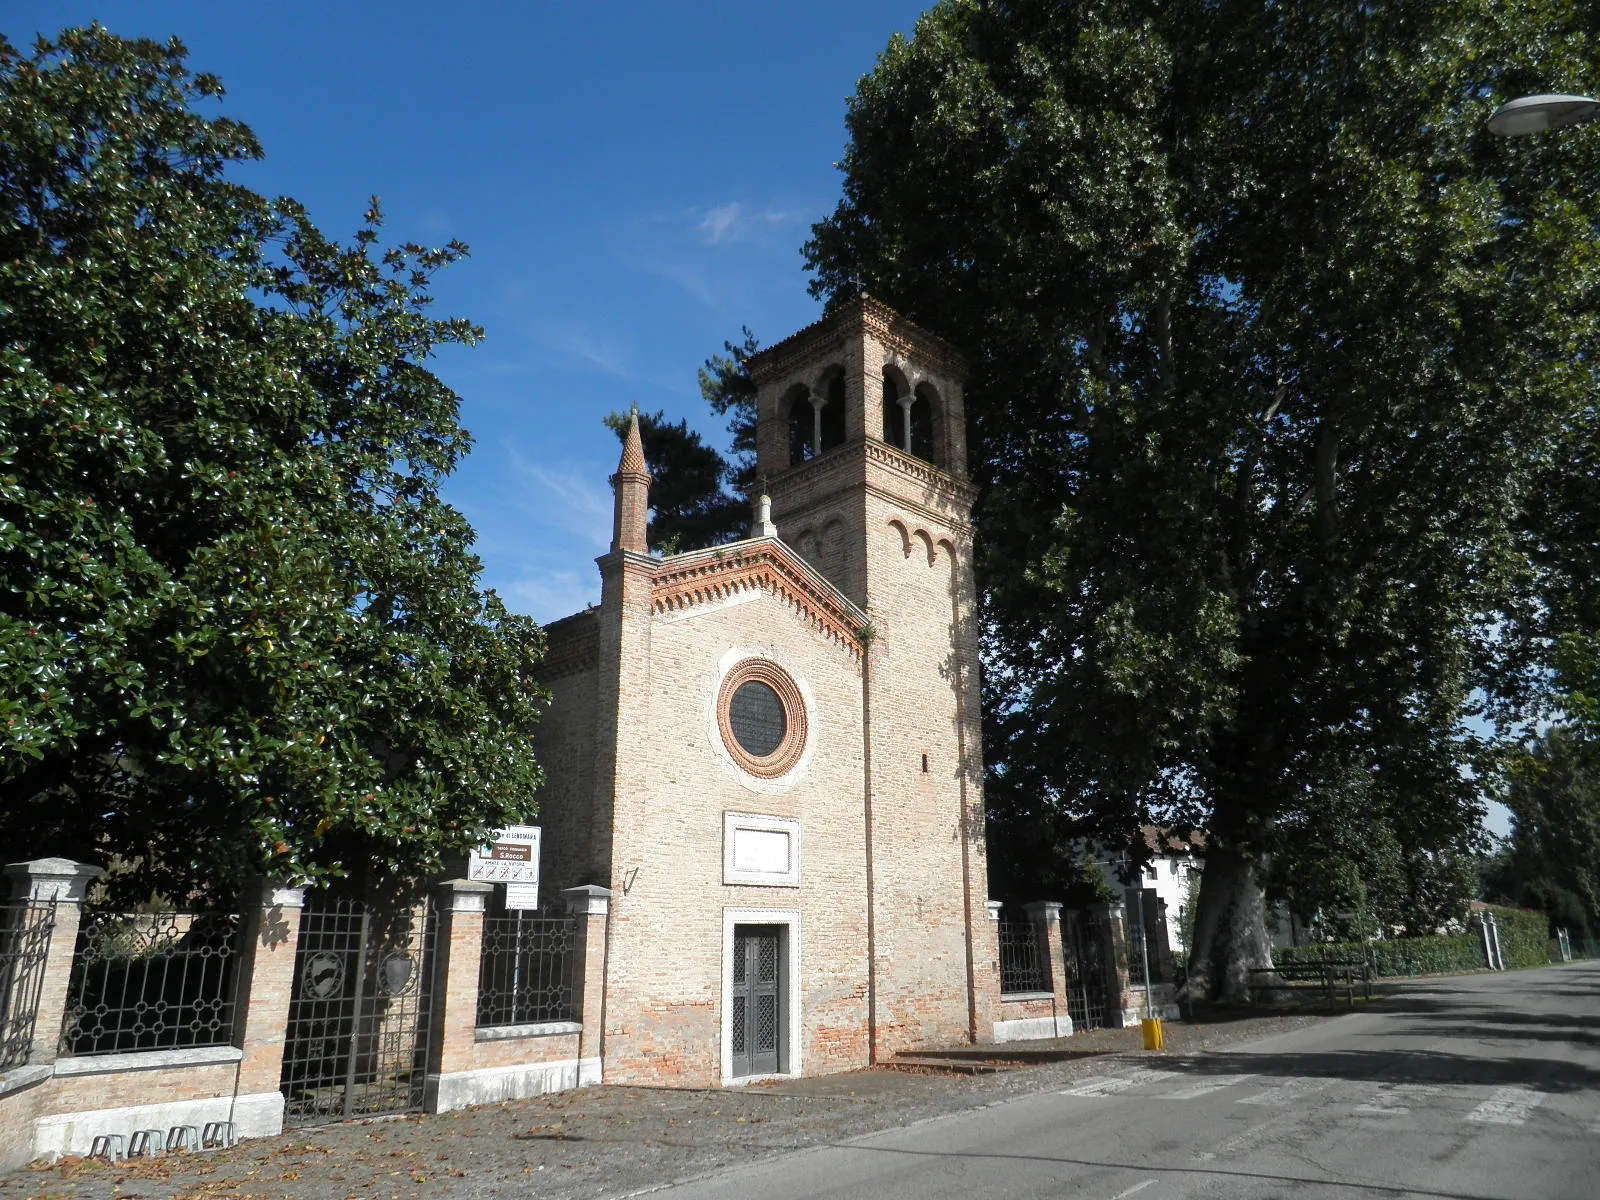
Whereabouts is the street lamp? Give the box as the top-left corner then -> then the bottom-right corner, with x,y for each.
1488,92 -> 1600,136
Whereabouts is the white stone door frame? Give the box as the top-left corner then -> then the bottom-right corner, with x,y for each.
721,907 -> 802,1085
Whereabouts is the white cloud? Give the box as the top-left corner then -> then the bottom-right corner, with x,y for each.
696,201 -> 793,246
532,320 -> 632,378
502,448 -> 613,549
500,568 -> 601,626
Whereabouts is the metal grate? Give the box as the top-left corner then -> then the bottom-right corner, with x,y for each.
280,897 -> 436,1127
60,911 -> 239,1056
998,917 -> 1046,994
0,902 -> 56,1068
729,681 -> 786,757
1065,913 -> 1110,1031
476,914 -> 577,1027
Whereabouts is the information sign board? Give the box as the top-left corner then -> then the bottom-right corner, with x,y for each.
468,826 -> 541,910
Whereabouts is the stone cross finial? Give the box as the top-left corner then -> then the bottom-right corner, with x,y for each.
752,493 -> 777,539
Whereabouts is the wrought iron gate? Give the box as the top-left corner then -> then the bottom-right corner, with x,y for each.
280,897 -> 437,1127
1064,910 -> 1110,1031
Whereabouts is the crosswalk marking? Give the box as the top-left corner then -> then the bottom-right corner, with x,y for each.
1353,1083 -> 1443,1116
1059,1068 -> 1181,1097
1157,1073 -> 1257,1100
1236,1076 -> 1334,1106
1466,1087 -> 1546,1126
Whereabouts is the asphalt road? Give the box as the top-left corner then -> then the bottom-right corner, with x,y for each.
653,963 -> 1600,1200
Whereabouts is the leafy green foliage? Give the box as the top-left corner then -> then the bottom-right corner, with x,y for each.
1488,728 -> 1600,935
803,0 -> 1600,995
603,409 -> 746,553
1484,902 -> 1551,969
1274,934 -> 1487,978
698,328 -> 760,495
0,28 -> 545,903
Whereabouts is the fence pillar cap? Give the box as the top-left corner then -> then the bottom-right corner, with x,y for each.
1023,900 -> 1064,922
4,857 -> 102,903
437,878 -> 495,913
984,900 -> 1004,921
562,884 -> 612,916
256,881 -> 306,910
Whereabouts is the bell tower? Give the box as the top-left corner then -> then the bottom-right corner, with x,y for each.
746,297 -> 995,1054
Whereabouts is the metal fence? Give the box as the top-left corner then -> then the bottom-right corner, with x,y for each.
0,901 -> 57,1068
60,910 -> 240,1056
1065,911 -> 1110,1031
998,917 -> 1047,995
477,914 -> 578,1027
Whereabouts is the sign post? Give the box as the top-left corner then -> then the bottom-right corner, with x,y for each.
468,825 -> 541,910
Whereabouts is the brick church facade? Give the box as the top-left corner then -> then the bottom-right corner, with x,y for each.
533,297 -> 999,1085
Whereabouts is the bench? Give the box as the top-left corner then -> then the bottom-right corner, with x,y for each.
1248,959 -> 1372,1006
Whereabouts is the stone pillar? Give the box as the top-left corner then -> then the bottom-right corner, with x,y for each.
428,879 -> 494,1089
1024,901 -> 1071,1036
562,885 -> 612,1067
231,881 -> 305,1112
1092,900 -> 1133,1027
4,857 -> 102,1066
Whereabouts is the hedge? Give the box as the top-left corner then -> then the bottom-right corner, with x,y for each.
1271,904 -> 1553,978
1274,934 -> 1485,977
1480,904 -> 1548,970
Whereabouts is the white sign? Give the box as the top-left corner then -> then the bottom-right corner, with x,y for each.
468,824 -> 541,908
503,881 -> 540,911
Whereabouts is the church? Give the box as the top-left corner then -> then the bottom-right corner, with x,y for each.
532,297 -> 999,1086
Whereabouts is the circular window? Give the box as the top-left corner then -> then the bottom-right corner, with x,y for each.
718,660 -> 807,778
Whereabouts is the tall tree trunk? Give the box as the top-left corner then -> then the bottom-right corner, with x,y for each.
1180,841 -> 1275,1004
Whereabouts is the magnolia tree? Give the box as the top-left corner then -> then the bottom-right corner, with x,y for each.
0,29 -> 546,903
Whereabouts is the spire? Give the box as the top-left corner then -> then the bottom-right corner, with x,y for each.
619,404 -> 647,476
611,404 -> 652,554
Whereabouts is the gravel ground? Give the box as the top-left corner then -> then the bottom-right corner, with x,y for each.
2,1008 -> 1336,1200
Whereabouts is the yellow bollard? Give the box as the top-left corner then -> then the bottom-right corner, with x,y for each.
1141,1017 -> 1165,1051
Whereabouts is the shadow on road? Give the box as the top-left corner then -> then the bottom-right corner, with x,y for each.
829,1141 -> 1524,1200
1155,1046 -> 1599,1092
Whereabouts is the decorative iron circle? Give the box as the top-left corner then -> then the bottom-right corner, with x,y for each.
378,950 -> 417,996
302,951 -> 345,999
717,659 -> 807,778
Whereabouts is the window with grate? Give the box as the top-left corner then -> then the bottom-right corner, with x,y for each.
730,681 -> 786,758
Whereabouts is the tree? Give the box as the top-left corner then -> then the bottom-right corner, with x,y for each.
698,327 -> 761,496
0,28 -> 546,904
1491,728 -> 1600,935
804,1 -> 1600,1000
603,409 -> 747,552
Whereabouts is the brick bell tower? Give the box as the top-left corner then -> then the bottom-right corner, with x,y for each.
746,297 -> 996,1054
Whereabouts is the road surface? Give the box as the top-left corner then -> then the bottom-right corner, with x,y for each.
654,962 -> 1600,1200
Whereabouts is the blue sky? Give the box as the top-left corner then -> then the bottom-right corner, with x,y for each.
12,1 -> 928,622
12,4 -> 1518,839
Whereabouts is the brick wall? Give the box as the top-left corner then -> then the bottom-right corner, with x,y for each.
601,590 -> 872,1086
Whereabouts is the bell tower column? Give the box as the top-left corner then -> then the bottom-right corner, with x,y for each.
747,298 -> 995,1055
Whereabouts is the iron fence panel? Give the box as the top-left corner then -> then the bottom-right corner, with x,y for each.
477,914 -> 577,1027
280,897 -> 436,1127
1065,912 -> 1109,1031
0,901 -> 56,1068
60,911 -> 239,1056
998,917 -> 1046,995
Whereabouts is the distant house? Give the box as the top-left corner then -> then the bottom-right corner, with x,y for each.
1136,827 -> 1204,955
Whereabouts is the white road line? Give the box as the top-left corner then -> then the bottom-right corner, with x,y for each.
1353,1083 -> 1443,1116
1157,1074 -> 1258,1100
1466,1086 -> 1547,1126
1196,1108 -> 1302,1161
1236,1076 -> 1334,1106
1059,1068 -> 1182,1097
1108,1182 -> 1156,1200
